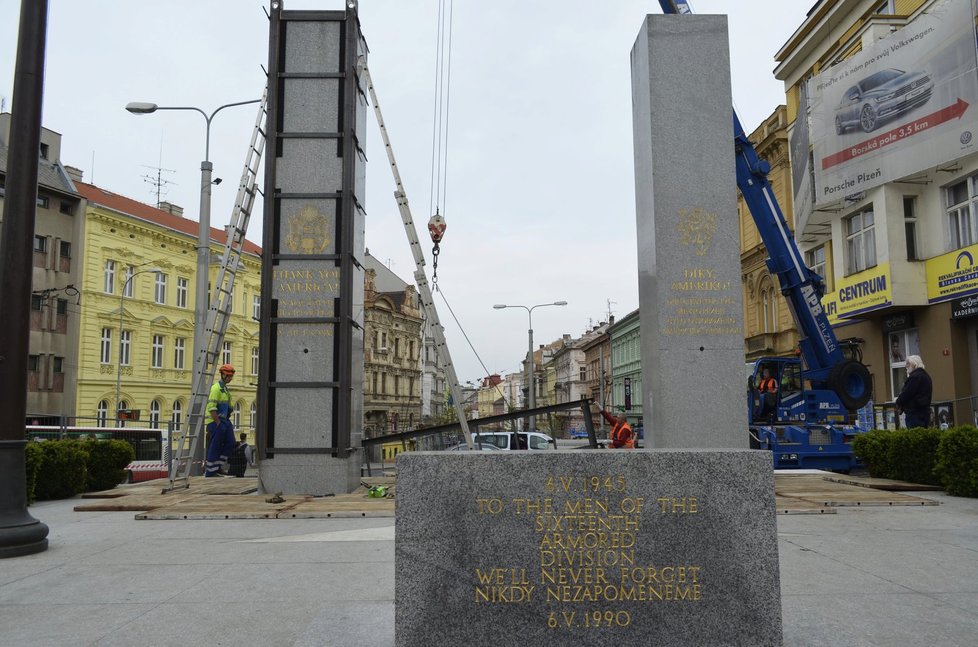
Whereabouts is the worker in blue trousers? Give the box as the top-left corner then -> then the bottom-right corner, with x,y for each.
205,364 -> 237,477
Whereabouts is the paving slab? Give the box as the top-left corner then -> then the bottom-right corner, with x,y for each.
4,478 -> 977,646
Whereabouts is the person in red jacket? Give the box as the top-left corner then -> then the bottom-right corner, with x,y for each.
598,406 -> 635,449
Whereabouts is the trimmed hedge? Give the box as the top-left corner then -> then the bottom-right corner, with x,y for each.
24,442 -> 43,505
26,438 -> 139,502
852,430 -> 892,478
935,425 -> 978,497
33,440 -> 89,501
853,425 -> 978,496
82,439 -> 135,492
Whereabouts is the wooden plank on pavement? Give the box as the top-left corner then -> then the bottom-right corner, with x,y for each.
823,474 -> 943,492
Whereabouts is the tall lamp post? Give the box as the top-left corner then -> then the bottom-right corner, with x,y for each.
0,0 -> 50,558
116,268 -> 162,421
124,99 -> 260,389
126,98 -> 259,472
493,301 -> 568,432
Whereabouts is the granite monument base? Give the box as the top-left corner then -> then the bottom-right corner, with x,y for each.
258,451 -> 361,495
396,450 -> 782,646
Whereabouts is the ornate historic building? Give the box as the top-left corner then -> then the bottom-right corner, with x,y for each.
73,181 -> 261,432
362,253 -> 424,435
739,105 -> 801,362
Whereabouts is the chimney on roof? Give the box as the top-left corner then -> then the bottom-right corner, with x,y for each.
158,201 -> 184,217
63,165 -> 83,183
609,315 -> 615,326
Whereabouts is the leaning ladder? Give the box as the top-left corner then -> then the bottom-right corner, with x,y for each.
358,60 -> 474,448
166,89 -> 268,491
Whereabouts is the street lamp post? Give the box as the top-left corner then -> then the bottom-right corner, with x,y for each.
125,99 -> 260,389
493,301 -> 568,433
126,98 -> 259,471
116,268 -> 162,422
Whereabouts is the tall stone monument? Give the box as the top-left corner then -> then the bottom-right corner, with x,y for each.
631,14 -> 746,449
395,14 -> 782,647
257,4 -> 367,494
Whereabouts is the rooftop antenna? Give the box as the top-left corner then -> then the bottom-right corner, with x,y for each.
141,132 -> 175,206
606,298 -> 617,321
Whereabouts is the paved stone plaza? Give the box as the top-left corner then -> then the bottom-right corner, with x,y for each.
1,484 -> 977,646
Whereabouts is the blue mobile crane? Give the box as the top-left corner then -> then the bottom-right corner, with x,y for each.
659,0 -> 873,470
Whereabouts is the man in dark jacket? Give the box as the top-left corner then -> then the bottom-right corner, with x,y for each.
896,355 -> 933,428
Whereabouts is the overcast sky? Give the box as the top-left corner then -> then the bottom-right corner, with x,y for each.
1,0 -> 812,385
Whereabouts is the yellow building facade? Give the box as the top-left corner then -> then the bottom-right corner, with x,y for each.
739,105 -> 801,361
73,181 -> 260,435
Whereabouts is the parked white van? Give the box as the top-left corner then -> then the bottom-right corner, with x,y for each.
472,431 -> 555,450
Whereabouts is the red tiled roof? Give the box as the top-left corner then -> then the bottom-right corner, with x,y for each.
75,181 -> 262,256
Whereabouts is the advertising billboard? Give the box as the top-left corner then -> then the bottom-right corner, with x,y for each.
822,262 -> 892,325
926,243 -> 978,303
808,0 -> 978,205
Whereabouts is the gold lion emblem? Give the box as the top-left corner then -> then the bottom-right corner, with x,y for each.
285,205 -> 332,254
676,207 -> 717,256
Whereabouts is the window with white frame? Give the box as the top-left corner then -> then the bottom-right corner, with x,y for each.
172,400 -> 183,428
104,260 -> 116,294
233,402 -> 241,428
222,341 -> 232,365
123,265 -> 134,298
100,328 -> 112,364
904,196 -> 919,260
845,209 -> 876,274
154,273 -> 167,304
252,295 -> 261,320
945,175 -> 978,250
889,328 -> 920,400
116,400 -> 129,427
174,337 -> 186,369
151,335 -> 164,368
34,235 -> 46,252
176,277 -> 188,308
120,330 -> 132,366
97,400 -> 108,426
251,346 -> 259,375
250,403 -> 256,430
805,244 -> 827,283
150,400 -> 161,429
873,0 -> 894,14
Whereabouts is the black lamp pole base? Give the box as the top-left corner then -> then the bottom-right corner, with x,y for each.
0,440 -> 49,558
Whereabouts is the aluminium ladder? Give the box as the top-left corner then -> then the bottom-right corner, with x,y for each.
166,89 -> 268,491
358,59 -> 475,448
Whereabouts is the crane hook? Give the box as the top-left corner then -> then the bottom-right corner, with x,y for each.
428,212 -> 447,286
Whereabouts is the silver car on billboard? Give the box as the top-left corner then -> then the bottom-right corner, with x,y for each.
835,68 -> 933,134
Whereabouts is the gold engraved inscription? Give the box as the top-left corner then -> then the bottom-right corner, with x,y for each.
285,205 -> 332,254
665,266 -> 738,337
676,207 -> 717,256
473,474 -> 705,627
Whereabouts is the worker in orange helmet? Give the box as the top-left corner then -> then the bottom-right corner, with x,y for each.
204,364 -> 237,477
598,405 -> 635,449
